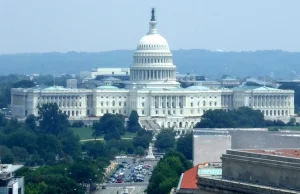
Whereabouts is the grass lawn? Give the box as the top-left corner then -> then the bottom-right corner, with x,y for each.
70,127 -> 137,140
268,126 -> 300,131
69,127 -> 94,140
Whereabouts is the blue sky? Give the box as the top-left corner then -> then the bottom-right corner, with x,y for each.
1,0 -> 300,53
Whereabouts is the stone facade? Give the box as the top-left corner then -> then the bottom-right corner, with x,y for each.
222,149 -> 300,191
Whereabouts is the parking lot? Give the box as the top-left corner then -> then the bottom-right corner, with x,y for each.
97,157 -> 158,194
96,186 -> 146,194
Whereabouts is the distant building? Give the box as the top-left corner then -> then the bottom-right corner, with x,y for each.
177,149 -> 300,193
66,79 -> 78,89
193,128 -> 300,166
0,164 -> 24,194
176,74 -> 206,82
80,68 -> 130,80
220,77 -> 240,88
193,130 -> 231,165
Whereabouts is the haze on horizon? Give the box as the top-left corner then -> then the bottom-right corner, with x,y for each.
1,0 -> 300,54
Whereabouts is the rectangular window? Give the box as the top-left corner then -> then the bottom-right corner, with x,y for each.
119,102 -> 122,106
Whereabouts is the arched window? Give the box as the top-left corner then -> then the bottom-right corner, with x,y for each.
112,101 -> 115,106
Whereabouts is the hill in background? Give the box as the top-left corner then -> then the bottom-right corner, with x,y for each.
1,50 -> 300,79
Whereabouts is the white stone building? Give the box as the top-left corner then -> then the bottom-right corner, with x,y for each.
80,68 -> 130,79
11,9 -> 295,129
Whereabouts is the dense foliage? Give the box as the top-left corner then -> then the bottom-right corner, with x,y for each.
0,104 -> 81,165
0,103 -> 118,193
38,103 -> 69,135
147,151 -> 193,194
92,113 -> 125,140
17,157 -> 108,194
195,107 -> 266,128
176,132 -> 193,160
195,107 -> 299,128
154,129 -> 176,151
133,128 -> 153,149
127,110 -> 142,133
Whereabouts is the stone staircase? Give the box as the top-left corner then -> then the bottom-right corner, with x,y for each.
140,119 -> 161,130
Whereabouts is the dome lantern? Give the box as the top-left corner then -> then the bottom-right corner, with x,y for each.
148,8 -> 157,34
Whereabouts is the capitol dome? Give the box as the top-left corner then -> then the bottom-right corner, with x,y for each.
137,33 -> 170,51
129,8 -> 179,88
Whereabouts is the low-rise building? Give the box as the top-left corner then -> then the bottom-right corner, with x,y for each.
0,164 -> 24,194
177,149 -> 300,194
193,128 -> 300,165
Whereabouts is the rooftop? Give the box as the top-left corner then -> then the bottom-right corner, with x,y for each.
0,164 -> 23,180
197,163 -> 222,177
179,164 -> 199,189
242,149 -> 300,159
179,163 -> 222,190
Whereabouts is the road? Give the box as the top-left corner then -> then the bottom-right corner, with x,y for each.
96,157 -> 158,194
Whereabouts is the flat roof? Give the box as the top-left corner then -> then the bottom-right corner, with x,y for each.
241,149 -> 300,159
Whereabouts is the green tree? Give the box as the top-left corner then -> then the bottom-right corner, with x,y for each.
134,146 -> 145,156
93,113 -> 125,140
37,134 -> 62,164
176,132 -> 193,160
133,129 -> 153,149
195,107 -> 266,128
13,80 -> 35,88
147,151 -> 192,194
288,117 -> 296,126
12,146 -> 29,162
38,103 -> 69,135
58,129 -> 81,158
83,141 -> 109,159
0,145 -> 15,163
25,114 -> 37,132
69,159 -> 104,183
7,130 -> 38,153
127,110 -> 141,133
155,129 -> 176,151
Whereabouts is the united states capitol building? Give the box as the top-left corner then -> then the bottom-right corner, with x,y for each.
11,9 -> 295,129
